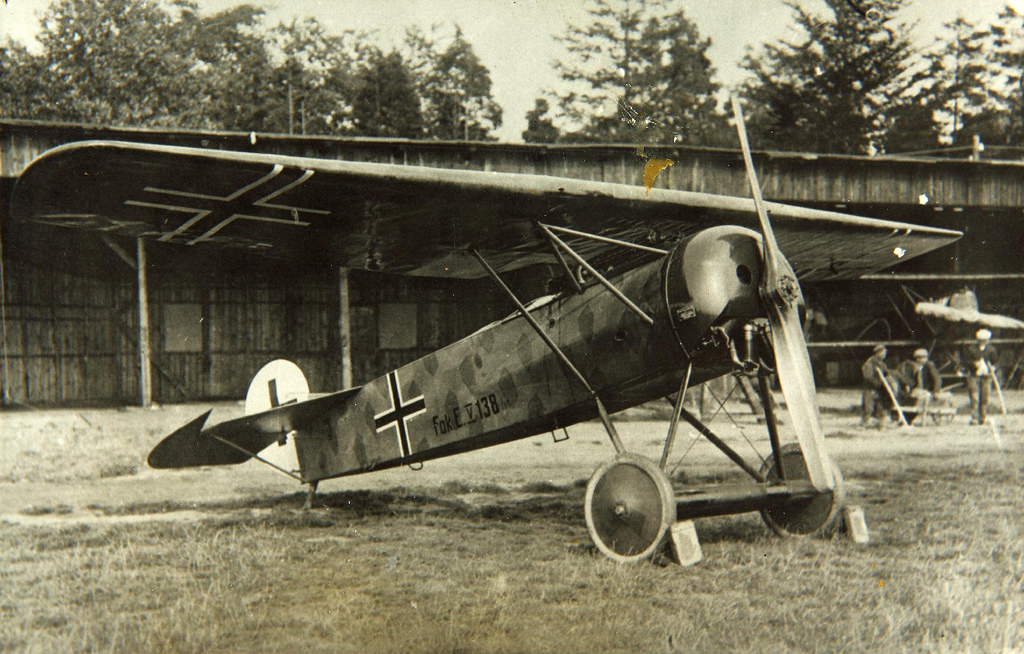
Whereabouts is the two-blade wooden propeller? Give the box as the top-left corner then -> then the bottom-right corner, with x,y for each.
729,96 -> 836,491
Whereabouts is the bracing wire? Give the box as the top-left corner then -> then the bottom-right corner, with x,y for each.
667,378 -> 741,474
705,381 -> 768,469
669,380 -> 758,476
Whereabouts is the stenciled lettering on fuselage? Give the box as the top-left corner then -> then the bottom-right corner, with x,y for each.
374,371 -> 426,459
431,393 -> 503,436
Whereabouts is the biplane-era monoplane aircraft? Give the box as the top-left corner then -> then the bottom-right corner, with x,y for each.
10,103 -> 960,563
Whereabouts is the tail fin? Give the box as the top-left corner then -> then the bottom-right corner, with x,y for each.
148,360 -> 361,472
243,359 -> 311,471
245,359 -> 311,415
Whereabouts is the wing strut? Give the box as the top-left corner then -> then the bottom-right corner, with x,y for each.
659,362 -> 692,471
541,224 -> 669,256
537,223 -> 656,326
471,249 -> 625,453
545,236 -> 583,294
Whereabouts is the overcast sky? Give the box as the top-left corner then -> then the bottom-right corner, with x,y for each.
0,0 -> 1015,141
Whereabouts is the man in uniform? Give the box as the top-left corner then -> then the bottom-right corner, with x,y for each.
861,344 -> 897,429
898,348 -> 945,423
963,328 -> 999,425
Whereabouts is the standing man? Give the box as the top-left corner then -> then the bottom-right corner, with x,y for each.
963,329 -> 999,425
898,348 -> 943,423
862,344 -> 897,429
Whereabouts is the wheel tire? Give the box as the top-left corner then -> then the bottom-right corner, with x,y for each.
584,453 -> 675,562
759,443 -> 846,537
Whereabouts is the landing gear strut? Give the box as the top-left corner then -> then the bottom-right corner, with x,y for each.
584,372 -> 847,563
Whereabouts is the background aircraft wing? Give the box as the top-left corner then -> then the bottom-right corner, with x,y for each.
916,302 -> 1024,330
11,140 -> 961,280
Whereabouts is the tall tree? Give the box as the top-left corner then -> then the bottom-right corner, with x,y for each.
351,49 -> 423,138
28,0 -> 200,126
925,16 -> 993,148
981,6 -> 1024,145
522,98 -> 561,143
176,3 -> 277,131
552,0 -> 727,145
405,25 -> 503,140
0,1 -> 380,135
0,39 -> 47,120
880,17 -> 986,154
265,18 -> 365,135
0,0 -> 280,131
881,94 -> 942,154
739,0 -> 917,154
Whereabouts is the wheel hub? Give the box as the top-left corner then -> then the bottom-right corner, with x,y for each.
584,453 -> 675,562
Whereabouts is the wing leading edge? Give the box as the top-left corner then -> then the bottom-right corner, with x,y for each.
11,140 -> 961,280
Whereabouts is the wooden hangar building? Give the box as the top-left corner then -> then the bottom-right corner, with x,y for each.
1,120 -> 1022,407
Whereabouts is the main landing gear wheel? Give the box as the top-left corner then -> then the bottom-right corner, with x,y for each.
585,453 -> 675,562
759,443 -> 846,537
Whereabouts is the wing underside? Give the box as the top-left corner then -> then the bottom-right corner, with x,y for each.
11,140 -> 961,280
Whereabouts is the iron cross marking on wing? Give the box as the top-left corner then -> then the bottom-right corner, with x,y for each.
374,371 -> 426,460
124,164 -> 329,245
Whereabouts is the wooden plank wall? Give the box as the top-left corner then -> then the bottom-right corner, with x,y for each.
0,262 -> 498,406
1,259 -> 131,405
3,122 -> 1023,404
347,271 -> 501,386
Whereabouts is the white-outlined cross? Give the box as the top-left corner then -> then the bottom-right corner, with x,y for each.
124,164 -> 329,245
373,371 -> 426,459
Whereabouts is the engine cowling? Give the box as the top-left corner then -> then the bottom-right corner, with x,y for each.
662,225 -> 766,356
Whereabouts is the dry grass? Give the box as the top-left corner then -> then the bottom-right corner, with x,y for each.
1,392 -> 1022,652
1,452 -> 1021,653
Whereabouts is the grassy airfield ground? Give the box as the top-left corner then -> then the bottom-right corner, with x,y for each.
0,389 -> 1021,653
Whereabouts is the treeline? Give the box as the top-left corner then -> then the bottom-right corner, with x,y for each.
740,0 -> 1024,155
0,0 -> 502,139
3,0 -> 1023,155
527,0 -> 1024,155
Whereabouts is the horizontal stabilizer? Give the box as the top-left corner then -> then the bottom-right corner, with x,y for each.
147,387 -> 361,469
147,409 -> 249,468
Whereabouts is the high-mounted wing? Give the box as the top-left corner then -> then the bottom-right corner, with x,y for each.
11,141 -> 960,279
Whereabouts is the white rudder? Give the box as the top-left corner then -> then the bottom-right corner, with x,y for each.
244,359 -> 310,472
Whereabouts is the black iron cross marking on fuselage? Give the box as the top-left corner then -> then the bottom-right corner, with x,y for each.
374,371 -> 426,460
124,164 -> 329,245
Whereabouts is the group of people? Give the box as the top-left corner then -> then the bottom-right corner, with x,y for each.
861,329 -> 999,429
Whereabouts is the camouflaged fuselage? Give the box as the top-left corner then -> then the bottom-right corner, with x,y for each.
294,255 -> 733,484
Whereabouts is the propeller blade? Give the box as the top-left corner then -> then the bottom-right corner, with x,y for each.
730,95 -> 782,290
766,299 -> 836,490
730,95 -> 836,491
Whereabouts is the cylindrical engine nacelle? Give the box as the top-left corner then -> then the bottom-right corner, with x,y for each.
662,225 -> 766,356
